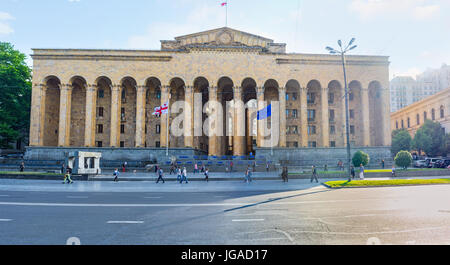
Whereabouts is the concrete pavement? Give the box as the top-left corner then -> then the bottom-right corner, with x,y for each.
0,178 -> 450,245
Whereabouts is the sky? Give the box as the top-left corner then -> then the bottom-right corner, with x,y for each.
1,0 -> 450,80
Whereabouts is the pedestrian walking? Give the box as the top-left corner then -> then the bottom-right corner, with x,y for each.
194,163 -> 198,174
324,164 -> 328,172
381,160 -> 385,169
230,161 -> 233,173
181,167 -> 188,184
359,164 -> 365,180
391,165 -> 396,178
244,167 -> 253,183
113,168 -> 119,182
266,162 -> 270,172
156,168 -> 165,184
19,162 -> 25,172
170,164 -> 176,175
281,166 -> 289,182
311,166 -> 319,183
253,161 -> 256,172
204,168 -> 209,182
350,166 -> 355,179
176,167 -> 182,182
154,164 -> 158,173
61,163 -> 66,174
63,167 -> 73,184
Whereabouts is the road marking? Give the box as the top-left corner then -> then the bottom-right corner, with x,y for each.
0,198 -> 387,208
232,219 -> 265,222
66,196 -> 89,199
144,197 -> 162,199
107,221 -> 144,224
0,219 -> 12,222
0,195 -> 10,197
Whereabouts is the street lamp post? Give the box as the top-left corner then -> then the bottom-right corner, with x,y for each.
326,39 -> 357,182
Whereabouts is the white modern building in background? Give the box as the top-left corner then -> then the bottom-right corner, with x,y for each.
390,64 -> 450,112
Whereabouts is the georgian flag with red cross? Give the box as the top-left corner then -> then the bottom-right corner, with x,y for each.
221,1 -> 227,6
152,102 -> 169,117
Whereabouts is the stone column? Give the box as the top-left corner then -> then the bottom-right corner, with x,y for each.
257,88 -> 265,148
300,87 -> 308,147
233,86 -> 245,156
208,86 -> 219,156
84,84 -> 97,147
29,84 -> 46,146
382,86 -> 391,146
135,85 -> 147,148
160,85 -> 170,148
361,87 -> 371,147
184,86 -> 194,148
110,84 -> 122,147
320,87 -> 330,147
57,84 -> 72,147
279,87 -> 287,148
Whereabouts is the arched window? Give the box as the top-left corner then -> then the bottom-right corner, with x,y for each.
440,106 -> 445,118
396,121 -> 399,130
424,111 -> 427,121
401,120 -> 404,129
432,109 -> 436,120
416,114 -> 420,125
407,118 -> 410,128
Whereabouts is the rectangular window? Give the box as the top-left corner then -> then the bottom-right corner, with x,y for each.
96,141 -> 103,148
308,125 -> 316,135
330,141 -> 336,147
286,109 -> 290,118
349,109 -> 355,119
120,141 -> 125,148
98,89 -> 104,98
349,93 -> 354,101
285,93 -> 289,101
156,141 -> 160,148
308,141 -> 317,148
329,109 -> 335,122
121,108 -> 126,121
307,109 -> 316,122
293,142 -> 298,148
97,124 -> 103,134
120,124 -> 125,134
292,109 -> 298,118
307,93 -> 315,104
328,93 -> 334,104
156,125 -> 161,134
291,93 -> 298,101
350,125 -> 355,135
98,107 -> 104,117
330,125 -> 336,135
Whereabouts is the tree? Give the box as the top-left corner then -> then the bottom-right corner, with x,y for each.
412,120 -> 445,157
352,151 -> 370,167
394,150 -> 413,169
0,42 -> 32,149
444,134 -> 450,157
391,129 -> 412,156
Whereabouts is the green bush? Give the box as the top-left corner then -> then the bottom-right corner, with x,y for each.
352,151 -> 370,167
394,150 -> 413,169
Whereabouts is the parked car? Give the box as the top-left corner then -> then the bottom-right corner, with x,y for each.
425,158 -> 440,168
413,160 -> 427,168
434,158 -> 450,169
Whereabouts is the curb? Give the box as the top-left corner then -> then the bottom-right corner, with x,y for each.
322,183 -> 450,189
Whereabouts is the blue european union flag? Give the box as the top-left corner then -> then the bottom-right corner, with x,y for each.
257,104 -> 272,120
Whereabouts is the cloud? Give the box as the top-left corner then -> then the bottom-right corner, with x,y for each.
0,11 -> 14,35
349,0 -> 441,21
127,3 -> 226,49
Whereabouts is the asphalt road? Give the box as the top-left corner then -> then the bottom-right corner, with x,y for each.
0,179 -> 449,245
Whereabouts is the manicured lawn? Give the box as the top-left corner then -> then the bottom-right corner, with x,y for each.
324,178 -> 450,188
0,171 -> 63,176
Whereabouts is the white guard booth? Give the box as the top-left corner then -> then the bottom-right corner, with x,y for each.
66,151 -> 102,175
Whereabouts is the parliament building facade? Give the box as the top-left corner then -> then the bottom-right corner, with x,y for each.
27,27 -> 391,161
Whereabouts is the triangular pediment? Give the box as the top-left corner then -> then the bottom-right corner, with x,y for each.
161,27 -> 286,53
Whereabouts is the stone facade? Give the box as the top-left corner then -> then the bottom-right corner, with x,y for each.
391,87 -> 450,136
29,27 -> 391,158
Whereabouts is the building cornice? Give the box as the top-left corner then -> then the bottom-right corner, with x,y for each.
31,54 -> 173,62
390,87 -> 450,117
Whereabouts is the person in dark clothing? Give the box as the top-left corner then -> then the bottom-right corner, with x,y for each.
61,163 -> 66,174
19,162 -> 25,172
113,168 -> 119,182
156,168 -> 165,184
311,166 -> 319,183
350,166 -> 355,179
204,168 -> 209,182
381,160 -> 385,169
281,166 -> 289,182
